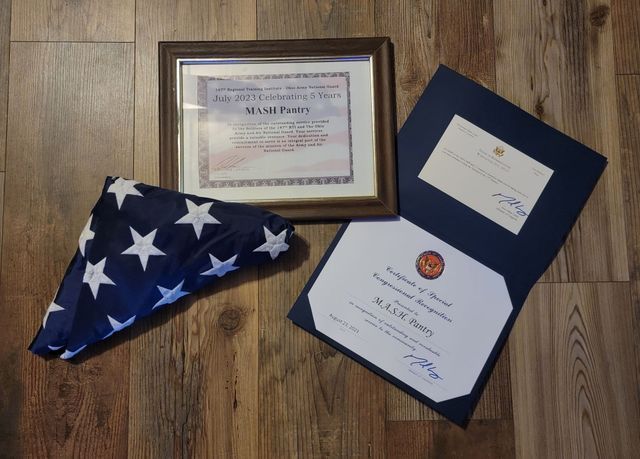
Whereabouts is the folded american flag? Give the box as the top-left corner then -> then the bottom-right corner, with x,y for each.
29,177 -> 294,360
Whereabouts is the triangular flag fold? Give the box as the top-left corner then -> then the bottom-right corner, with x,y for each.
29,177 -> 294,359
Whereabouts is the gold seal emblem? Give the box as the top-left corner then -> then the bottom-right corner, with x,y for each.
415,251 -> 445,280
493,146 -> 505,157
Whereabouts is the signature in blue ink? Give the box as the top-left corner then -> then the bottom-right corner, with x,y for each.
492,193 -> 529,217
403,354 -> 444,380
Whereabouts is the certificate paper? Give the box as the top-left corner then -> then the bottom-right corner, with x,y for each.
180,59 -> 376,203
196,72 -> 353,186
418,115 -> 553,235
308,217 -> 512,402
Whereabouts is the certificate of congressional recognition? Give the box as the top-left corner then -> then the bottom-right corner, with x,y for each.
295,113 -> 553,405
160,39 -> 398,219
306,217 -> 513,403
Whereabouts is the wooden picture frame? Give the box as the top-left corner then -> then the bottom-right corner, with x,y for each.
159,38 -> 397,220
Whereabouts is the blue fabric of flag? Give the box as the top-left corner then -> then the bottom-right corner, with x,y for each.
29,177 -> 294,360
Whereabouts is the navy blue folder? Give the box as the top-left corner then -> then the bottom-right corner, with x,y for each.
288,65 -> 607,425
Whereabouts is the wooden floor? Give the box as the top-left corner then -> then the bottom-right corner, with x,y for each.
0,0 -> 639,457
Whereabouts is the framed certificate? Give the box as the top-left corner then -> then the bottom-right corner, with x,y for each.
159,38 -> 397,220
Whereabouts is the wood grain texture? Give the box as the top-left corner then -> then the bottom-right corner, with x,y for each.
386,420 -> 515,458
0,0 -> 9,171
129,1 -> 257,457
378,0 -> 512,422
0,172 -> 3,256
612,0 -> 640,73
510,282 -> 640,458
126,297 -> 189,458
494,0 -> 629,283
617,75 -> 640,405
183,273 -> 260,458
0,172 -> 4,443
10,0 -> 135,42
257,0 -> 374,40
0,42 -> 133,458
437,0 -> 495,90
375,0 -> 438,127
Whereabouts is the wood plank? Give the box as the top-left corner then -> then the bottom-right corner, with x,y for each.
0,0 -> 9,171
375,0 -> 494,127
10,0 -> 135,42
612,0 -> 640,74
386,420 -> 433,458
257,0 -> 374,39
258,224 -> 386,457
617,75 -> 640,407
386,420 -> 515,458
378,0 -> 512,422
0,171 -> 3,276
437,0 -> 495,90
185,273 -> 260,458
0,42 -> 133,458
126,297 -> 188,458
0,171 -> 3,241
510,282 -> 640,458
494,0 -> 628,282
256,4 -> 385,456
0,172 -> 11,456
129,1 -> 257,457
375,0 -> 438,127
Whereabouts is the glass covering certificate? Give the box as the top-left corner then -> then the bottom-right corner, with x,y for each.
180,59 -> 376,203
197,72 -> 353,186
